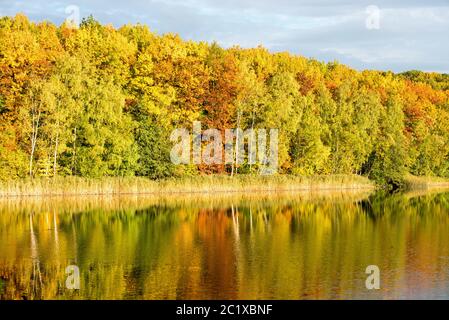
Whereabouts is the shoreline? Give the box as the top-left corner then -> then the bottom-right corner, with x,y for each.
403,175 -> 449,190
0,175 -> 375,198
2,174 -> 449,198
0,186 -> 376,198
0,189 -> 375,213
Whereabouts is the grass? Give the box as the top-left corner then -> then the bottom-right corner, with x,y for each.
0,190 -> 376,215
0,174 -> 375,197
403,175 -> 449,190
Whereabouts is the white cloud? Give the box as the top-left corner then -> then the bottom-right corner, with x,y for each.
1,0 -> 448,73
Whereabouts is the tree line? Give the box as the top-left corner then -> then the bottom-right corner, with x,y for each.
1,14 -> 448,186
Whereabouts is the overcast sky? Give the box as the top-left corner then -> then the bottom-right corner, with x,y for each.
1,0 -> 448,73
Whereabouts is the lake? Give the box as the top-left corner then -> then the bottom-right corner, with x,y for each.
1,190 -> 449,300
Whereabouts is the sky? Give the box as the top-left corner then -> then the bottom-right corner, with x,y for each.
1,0 -> 448,73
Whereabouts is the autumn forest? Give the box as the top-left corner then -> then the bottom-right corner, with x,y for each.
1,14 -> 449,187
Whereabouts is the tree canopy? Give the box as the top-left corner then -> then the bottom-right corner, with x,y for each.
1,14 -> 448,185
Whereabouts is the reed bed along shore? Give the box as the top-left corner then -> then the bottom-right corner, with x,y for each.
0,189 -> 375,215
404,175 -> 449,190
0,174 -> 375,197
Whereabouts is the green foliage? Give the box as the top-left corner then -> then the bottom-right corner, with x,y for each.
135,116 -> 175,179
367,96 -> 408,187
399,70 -> 449,90
1,14 -> 449,187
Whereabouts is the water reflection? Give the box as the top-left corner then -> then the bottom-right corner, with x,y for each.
0,190 -> 449,300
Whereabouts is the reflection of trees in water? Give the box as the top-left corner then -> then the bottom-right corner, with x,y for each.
0,210 -> 75,299
0,191 -> 449,299
29,212 -> 43,299
53,211 -> 59,255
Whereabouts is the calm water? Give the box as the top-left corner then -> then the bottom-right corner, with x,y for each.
1,190 -> 449,300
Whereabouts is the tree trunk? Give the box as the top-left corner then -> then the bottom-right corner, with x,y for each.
72,127 -> 77,175
235,110 -> 241,175
53,120 -> 59,177
249,109 -> 255,172
29,110 -> 41,178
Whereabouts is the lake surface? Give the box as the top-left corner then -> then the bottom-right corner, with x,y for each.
1,190 -> 449,300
